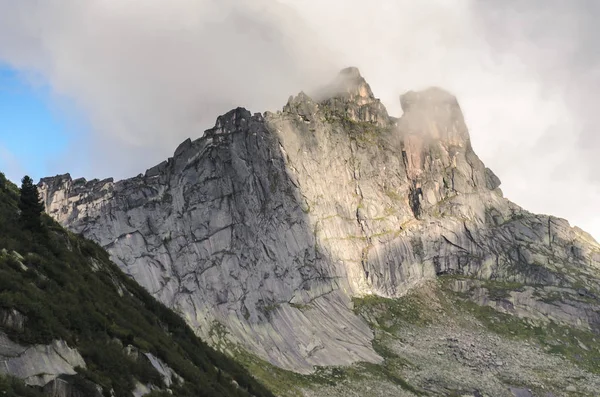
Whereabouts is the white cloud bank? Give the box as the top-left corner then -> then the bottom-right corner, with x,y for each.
0,0 -> 598,239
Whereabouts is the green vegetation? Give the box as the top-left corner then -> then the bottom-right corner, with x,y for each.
439,276 -> 600,375
456,298 -> 600,374
353,280 -> 600,394
0,375 -> 45,397
441,276 -> 525,301
347,294 -> 434,396
205,315 -> 425,397
352,293 -> 436,332
346,119 -> 392,148
18,175 -> 45,232
234,343 -> 426,397
384,188 -> 403,202
0,174 -> 275,397
319,103 -> 392,146
485,280 -> 525,300
289,302 -> 313,311
232,347 -> 336,397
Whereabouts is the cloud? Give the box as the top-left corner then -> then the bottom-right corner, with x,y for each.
0,0 -> 338,175
0,0 -> 598,240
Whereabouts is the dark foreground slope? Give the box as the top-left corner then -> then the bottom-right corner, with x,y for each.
0,172 -> 274,397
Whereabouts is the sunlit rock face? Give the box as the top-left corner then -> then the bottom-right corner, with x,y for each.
40,68 -> 600,373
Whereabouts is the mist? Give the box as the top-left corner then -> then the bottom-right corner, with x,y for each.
0,0 -> 598,240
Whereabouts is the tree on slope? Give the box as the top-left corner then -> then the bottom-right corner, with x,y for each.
19,176 -> 45,231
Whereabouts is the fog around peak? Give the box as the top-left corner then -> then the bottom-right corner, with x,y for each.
0,0 -> 599,239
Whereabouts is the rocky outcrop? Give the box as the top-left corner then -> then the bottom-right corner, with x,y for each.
0,332 -> 86,387
0,309 -> 26,332
42,377 -> 103,397
39,68 -> 600,374
144,353 -> 180,388
124,344 -> 183,389
448,279 -> 600,332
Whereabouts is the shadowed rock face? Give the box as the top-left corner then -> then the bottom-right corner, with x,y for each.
39,68 -> 600,373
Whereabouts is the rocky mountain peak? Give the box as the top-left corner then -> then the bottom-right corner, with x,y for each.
326,66 -> 375,102
38,67 -> 600,381
211,107 -> 254,135
294,66 -> 390,126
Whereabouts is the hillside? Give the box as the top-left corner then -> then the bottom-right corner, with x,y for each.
0,172 -> 274,397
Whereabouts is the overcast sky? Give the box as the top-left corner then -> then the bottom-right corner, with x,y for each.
0,0 -> 598,240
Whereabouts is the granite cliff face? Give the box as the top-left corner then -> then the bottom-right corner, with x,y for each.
39,68 -> 600,375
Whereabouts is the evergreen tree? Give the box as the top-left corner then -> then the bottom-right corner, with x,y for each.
19,175 -> 45,231
0,172 -> 6,191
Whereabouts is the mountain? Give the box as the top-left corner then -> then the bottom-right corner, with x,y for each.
0,173 -> 274,397
39,68 -> 600,396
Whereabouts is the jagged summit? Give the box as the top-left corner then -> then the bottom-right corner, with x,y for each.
39,173 -> 114,193
211,107 -> 255,135
282,67 -> 390,126
283,68 -> 467,133
324,66 -> 376,101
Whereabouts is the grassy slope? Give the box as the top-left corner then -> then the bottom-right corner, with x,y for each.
234,277 -> 600,397
0,172 -> 275,397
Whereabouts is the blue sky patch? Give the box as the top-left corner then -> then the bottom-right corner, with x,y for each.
0,65 -> 72,183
